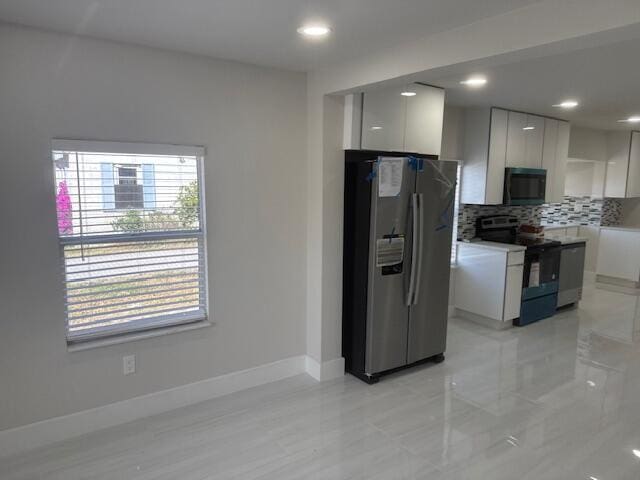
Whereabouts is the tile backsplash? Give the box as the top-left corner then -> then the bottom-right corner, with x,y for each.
457,204 -> 543,240
457,196 -> 623,240
540,196 -> 603,226
601,198 -> 623,226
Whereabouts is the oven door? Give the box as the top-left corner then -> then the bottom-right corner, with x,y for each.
504,168 -> 547,205
522,245 -> 561,297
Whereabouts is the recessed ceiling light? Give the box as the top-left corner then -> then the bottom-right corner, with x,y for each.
553,100 -> 579,109
633,449 -> 640,458
618,116 -> 640,123
587,380 -> 596,387
297,24 -> 331,37
401,91 -> 417,97
370,126 -> 383,131
460,76 -> 487,87
523,126 -> 536,131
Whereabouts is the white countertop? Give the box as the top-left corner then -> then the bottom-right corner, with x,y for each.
541,223 -> 582,230
457,240 -> 526,253
544,234 -> 589,245
599,226 -> 640,233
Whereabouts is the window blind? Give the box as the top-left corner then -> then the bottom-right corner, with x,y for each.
52,140 -> 207,342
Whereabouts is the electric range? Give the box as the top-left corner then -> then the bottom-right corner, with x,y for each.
474,215 -> 561,326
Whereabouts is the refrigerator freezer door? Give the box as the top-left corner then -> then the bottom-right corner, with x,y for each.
365,159 -> 416,375
407,160 -> 457,364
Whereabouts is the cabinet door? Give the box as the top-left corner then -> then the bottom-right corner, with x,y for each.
503,264 -> 524,321
524,114 -> 545,168
605,131 -> 631,198
361,87 -> 406,152
485,108 -> 508,204
404,85 -> 445,155
553,121 -> 570,203
627,131 -> 640,197
506,111 -> 527,167
542,118 -> 558,202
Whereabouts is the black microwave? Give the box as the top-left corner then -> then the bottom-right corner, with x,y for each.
503,168 -> 547,205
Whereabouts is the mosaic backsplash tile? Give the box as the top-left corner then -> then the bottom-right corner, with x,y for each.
457,204 -> 543,240
457,196 -> 623,240
540,196 -> 603,226
601,198 -> 623,226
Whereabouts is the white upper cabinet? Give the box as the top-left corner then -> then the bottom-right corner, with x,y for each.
404,85 -> 445,155
461,107 -> 507,204
360,84 -> 445,155
524,114 -> 545,168
506,111 -> 544,168
542,117 -> 558,201
485,109 -> 508,204
627,131 -> 640,197
553,121 -> 570,202
604,131 -> 640,198
505,111 -> 527,167
361,86 -> 407,152
461,107 -> 569,205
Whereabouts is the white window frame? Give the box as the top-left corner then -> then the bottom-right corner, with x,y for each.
52,139 -> 209,345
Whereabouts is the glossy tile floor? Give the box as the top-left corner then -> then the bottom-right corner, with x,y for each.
3,283 -> 640,480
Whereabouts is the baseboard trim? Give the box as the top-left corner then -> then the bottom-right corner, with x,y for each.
0,355 -> 313,458
305,356 -> 345,382
455,308 -> 513,330
596,274 -> 640,295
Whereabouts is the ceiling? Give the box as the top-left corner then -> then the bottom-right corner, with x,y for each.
432,36 -> 640,131
0,0 -> 541,71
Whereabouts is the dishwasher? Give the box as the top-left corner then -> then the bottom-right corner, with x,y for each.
557,241 -> 586,308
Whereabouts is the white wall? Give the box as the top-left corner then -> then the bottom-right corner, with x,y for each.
0,24 -> 307,431
441,105 -> 466,162
568,126 -> 608,162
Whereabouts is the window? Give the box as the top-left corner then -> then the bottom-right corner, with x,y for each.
52,140 -> 208,343
451,163 -> 462,264
114,165 -> 144,209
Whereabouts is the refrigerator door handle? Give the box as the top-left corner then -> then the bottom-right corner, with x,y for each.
406,193 -> 419,306
412,193 -> 425,305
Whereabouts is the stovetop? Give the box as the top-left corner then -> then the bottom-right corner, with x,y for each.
511,237 -> 562,248
474,215 -> 562,250
473,235 -> 561,249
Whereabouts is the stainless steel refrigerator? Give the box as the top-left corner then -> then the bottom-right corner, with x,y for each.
342,150 -> 457,383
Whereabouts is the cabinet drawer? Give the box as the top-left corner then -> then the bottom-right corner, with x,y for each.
507,251 -> 525,266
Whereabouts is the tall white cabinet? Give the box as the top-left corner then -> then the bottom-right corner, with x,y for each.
461,107 -> 569,204
542,119 -> 570,203
604,130 -> 640,198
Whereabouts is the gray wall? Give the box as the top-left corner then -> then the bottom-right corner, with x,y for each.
0,24 -> 307,431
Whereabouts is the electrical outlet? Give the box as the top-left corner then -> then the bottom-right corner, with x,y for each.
123,355 -> 136,375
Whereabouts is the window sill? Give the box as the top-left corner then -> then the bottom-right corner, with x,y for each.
67,320 -> 212,353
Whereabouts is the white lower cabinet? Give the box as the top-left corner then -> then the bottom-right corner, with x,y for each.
504,264 -> 524,321
454,243 -> 525,328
